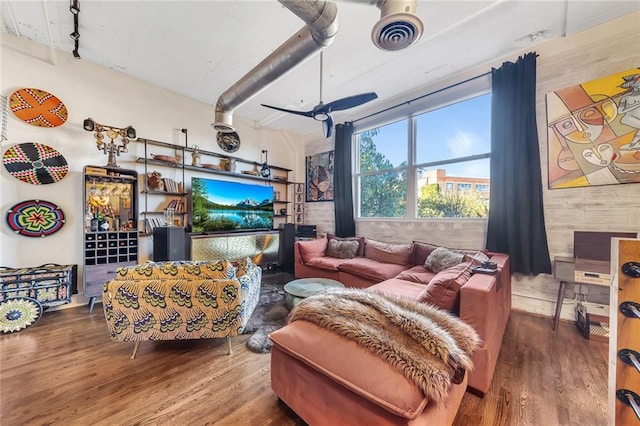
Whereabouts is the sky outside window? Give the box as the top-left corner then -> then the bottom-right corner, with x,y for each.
417,93 -> 491,177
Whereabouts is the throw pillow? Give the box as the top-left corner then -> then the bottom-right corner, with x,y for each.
412,241 -> 439,266
234,257 -> 254,277
464,251 -> 490,265
424,246 -> 465,273
327,234 -> 365,257
364,239 -> 413,266
418,261 -> 474,311
326,238 -> 360,259
297,238 -> 328,264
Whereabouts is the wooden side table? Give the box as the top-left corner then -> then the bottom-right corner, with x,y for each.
552,256 -> 610,331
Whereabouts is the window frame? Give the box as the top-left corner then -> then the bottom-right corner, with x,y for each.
353,74 -> 492,220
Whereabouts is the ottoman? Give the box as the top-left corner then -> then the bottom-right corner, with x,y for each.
270,321 -> 467,425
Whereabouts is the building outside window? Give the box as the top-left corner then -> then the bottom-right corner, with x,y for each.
475,184 -> 490,193
355,89 -> 491,219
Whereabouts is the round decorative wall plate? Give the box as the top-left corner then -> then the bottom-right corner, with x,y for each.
6,199 -> 66,237
9,88 -> 68,128
217,131 -> 241,153
3,142 -> 68,185
0,297 -> 43,333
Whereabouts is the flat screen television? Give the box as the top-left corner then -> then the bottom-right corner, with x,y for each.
191,177 -> 274,233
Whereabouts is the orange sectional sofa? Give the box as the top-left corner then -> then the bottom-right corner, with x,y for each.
290,236 -> 512,396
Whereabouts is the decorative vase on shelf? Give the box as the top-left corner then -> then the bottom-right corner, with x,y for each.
191,145 -> 201,167
227,158 -> 236,172
164,207 -> 175,226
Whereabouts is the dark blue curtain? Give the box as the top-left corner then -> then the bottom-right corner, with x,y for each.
334,122 -> 356,237
486,52 -> 552,274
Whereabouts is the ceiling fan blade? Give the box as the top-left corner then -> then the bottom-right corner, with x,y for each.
322,114 -> 334,138
261,104 -> 314,118
320,92 -> 378,113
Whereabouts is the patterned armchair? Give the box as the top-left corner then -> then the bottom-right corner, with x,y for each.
102,258 -> 261,358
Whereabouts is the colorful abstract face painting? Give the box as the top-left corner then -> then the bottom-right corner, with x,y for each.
546,68 -> 640,189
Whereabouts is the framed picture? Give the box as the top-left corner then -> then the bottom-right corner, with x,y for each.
546,68 -> 640,189
306,150 -> 334,202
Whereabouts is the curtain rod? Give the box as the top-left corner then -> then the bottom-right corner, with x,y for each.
352,70 -> 491,124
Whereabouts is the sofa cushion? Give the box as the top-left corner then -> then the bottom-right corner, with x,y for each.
326,238 -> 360,259
394,265 -> 436,285
115,260 -> 236,280
412,241 -> 439,266
418,261 -> 474,311
370,278 -> 427,301
307,256 -> 352,272
424,247 -> 465,273
269,321 -> 429,419
328,234 -> 365,257
364,239 -> 413,266
339,258 -> 408,282
298,238 -> 328,264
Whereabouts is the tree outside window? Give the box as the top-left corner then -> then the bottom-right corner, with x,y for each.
355,92 -> 491,219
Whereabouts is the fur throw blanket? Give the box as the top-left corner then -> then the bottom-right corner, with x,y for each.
288,288 -> 481,404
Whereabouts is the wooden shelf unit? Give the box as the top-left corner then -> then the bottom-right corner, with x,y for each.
135,136 -> 294,233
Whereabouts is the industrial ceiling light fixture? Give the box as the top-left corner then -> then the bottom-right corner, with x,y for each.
69,0 -> 81,58
371,0 -> 424,51
83,118 -> 136,167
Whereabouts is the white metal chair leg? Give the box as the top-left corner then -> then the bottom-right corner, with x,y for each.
131,341 -> 140,359
226,336 -> 232,355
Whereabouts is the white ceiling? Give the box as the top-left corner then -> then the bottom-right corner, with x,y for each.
2,1 -> 639,139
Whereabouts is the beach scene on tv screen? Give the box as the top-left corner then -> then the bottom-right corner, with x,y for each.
191,178 -> 274,232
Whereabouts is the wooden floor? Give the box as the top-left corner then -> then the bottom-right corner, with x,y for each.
1,307 -> 608,425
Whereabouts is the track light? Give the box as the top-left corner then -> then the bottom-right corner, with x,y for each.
69,0 -> 81,58
69,0 -> 80,14
125,126 -> 136,139
83,118 -> 136,167
83,118 -> 95,131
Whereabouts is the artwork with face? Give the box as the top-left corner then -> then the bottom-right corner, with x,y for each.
546,68 -> 640,189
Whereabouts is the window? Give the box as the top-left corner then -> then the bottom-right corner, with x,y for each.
356,121 -> 407,218
355,87 -> 491,219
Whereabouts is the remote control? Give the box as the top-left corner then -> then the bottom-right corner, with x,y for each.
472,267 -> 497,275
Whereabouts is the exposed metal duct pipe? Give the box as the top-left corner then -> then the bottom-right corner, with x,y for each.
212,0 -> 339,133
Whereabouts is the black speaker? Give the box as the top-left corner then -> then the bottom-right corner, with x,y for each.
279,223 -> 296,273
152,226 -> 186,261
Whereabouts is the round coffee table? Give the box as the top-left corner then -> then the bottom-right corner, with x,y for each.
284,278 -> 344,309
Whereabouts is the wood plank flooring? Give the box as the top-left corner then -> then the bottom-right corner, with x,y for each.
0,307 -> 608,425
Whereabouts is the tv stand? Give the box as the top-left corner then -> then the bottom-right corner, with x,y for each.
189,230 -> 279,268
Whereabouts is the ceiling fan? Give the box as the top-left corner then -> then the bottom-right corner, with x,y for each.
261,51 -> 378,138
